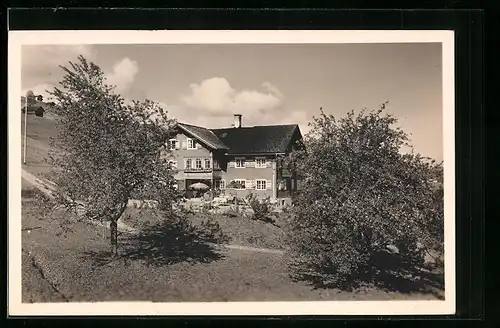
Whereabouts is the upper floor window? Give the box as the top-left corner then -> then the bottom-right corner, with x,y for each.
235,158 -> 245,168
204,159 -> 211,169
195,158 -> 203,169
255,158 -> 266,168
168,139 -> 178,150
187,138 -> 197,150
213,160 -> 220,169
185,158 -> 192,169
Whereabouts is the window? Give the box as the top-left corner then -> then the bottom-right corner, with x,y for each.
215,179 -> 225,190
255,158 -> 266,168
185,158 -> 192,169
204,158 -> 211,169
256,180 -> 267,190
187,138 -> 197,149
195,158 -> 202,169
168,139 -> 178,150
234,179 -> 246,189
213,160 -> 220,169
235,158 -> 245,168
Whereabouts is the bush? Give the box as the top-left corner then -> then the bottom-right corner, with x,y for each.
285,104 -> 444,290
223,205 -> 241,218
245,194 -> 272,222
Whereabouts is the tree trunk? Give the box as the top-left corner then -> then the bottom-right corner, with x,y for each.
110,220 -> 118,257
108,200 -> 129,258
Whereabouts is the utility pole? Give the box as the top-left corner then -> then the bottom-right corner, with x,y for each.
23,96 -> 28,164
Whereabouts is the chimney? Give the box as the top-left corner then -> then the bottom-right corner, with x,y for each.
233,114 -> 242,128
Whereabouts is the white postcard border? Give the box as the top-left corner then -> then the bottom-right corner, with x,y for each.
8,30 -> 455,316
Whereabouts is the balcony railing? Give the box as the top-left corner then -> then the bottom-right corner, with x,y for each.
184,168 -> 213,173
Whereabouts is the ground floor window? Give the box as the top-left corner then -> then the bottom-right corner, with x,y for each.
215,179 -> 226,190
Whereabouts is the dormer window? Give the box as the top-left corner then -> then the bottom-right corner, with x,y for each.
187,138 -> 197,149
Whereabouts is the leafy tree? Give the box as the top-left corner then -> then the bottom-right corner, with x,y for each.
284,103 -> 444,289
48,55 -> 179,256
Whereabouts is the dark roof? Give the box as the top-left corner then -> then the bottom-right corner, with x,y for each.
177,123 -> 229,150
175,122 -> 302,154
211,124 -> 300,155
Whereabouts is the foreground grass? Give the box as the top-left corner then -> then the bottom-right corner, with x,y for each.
22,251 -> 67,303
21,189 -> 442,302
122,207 -> 287,250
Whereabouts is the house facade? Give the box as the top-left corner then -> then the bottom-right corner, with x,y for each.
163,114 -> 303,203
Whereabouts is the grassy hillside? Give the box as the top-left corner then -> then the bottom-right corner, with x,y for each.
21,115 -> 60,178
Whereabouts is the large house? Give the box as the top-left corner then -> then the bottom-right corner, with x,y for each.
164,114 -> 304,204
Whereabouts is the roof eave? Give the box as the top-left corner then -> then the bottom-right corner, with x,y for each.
175,123 -> 229,151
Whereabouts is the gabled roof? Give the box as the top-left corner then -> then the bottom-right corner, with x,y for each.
175,122 -> 302,155
176,123 -> 229,150
211,124 -> 301,155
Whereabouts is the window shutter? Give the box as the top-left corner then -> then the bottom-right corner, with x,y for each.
229,161 -> 235,168
246,180 -> 255,189
266,180 -> 272,190
266,160 -> 272,168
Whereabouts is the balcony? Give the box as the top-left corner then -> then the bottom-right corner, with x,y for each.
184,168 -> 212,173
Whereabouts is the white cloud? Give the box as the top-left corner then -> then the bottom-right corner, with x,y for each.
181,77 -> 284,119
22,45 -> 95,73
21,83 -> 56,101
105,58 -> 139,94
22,45 -> 96,100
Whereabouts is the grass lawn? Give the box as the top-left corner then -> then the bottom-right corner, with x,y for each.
21,115 -> 60,178
21,187 -> 443,302
122,207 -> 287,250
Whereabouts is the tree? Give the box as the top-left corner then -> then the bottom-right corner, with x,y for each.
48,55 -> 179,256
284,103 -> 444,289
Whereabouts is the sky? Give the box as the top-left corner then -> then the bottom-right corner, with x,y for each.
21,43 -> 443,161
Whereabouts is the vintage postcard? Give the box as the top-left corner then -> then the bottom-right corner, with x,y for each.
8,30 -> 455,316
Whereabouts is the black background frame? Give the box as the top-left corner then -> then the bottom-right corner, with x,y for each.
3,5 -> 485,326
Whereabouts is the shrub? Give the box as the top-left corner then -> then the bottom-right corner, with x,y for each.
245,193 -> 272,222
285,103 -> 444,290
